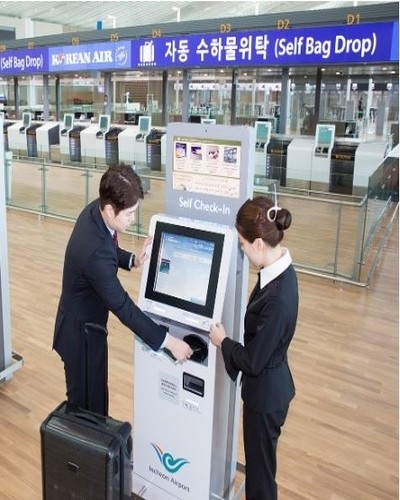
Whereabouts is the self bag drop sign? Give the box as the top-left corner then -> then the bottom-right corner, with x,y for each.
48,41 -> 131,72
131,21 -> 398,69
0,48 -> 48,75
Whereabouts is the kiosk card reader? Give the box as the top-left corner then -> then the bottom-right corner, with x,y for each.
134,214 -> 237,499
254,120 -> 272,177
311,124 -> 335,187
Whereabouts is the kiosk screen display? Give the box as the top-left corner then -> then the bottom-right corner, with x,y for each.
22,112 -> 31,128
256,122 -> 270,141
139,116 -> 150,133
145,221 -> 225,318
99,114 -> 110,132
317,126 -> 334,145
63,114 -> 74,129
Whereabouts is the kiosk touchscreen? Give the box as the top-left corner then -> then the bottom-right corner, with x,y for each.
314,124 -> 335,157
97,114 -> 110,137
21,112 -> 31,131
139,214 -> 234,333
61,113 -> 74,135
134,214 -> 237,499
136,115 -> 151,139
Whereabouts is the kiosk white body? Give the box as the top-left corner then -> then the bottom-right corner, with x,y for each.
353,141 -> 389,188
36,122 -> 59,160
311,123 -> 336,184
134,215 -> 237,499
287,137 -> 315,182
133,123 -> 255,499
80,114 -> 110,164
7,112 -> 32,154
59,114 -> 75,159
118,124 -> 139,164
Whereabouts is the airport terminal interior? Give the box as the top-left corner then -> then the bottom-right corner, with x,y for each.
0,1 -> 398,499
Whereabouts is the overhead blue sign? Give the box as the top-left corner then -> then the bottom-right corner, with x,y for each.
0,48 -> 48,75
131,21 -> 398,69
48,41 -> 131,72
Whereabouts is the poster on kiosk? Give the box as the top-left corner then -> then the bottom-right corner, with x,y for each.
133,122 -> 255,499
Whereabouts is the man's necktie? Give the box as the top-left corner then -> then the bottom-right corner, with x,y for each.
113,231 -> 118,248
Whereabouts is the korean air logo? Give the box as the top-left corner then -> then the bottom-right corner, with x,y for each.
115,45 -> 128,66
52,52 -> 65,66
151,443 -> 189,473
139,41 -> 156,67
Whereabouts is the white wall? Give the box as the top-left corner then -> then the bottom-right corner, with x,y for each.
0,16 -> 64,39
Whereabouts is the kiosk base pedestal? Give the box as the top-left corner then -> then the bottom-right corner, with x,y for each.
132,463 -> 246,500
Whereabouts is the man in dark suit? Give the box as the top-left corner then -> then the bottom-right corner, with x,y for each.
53,163 -> 192,415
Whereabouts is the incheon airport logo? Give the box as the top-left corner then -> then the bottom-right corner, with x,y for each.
151,443 -> 189,473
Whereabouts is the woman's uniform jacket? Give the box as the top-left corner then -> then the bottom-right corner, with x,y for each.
221,257 -> 298,413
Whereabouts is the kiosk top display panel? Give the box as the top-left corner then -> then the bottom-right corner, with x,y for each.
139,214 -> 235,331
255,121 -> 272,143
165,122 -> 255,227
63,113 -> 74,130
99,114 -> 110,133
22,112 -> 31,128
316,124 -> 335,147
139,116 -> 151,133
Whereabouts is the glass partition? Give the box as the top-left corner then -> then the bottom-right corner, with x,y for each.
5,157 -> 397,285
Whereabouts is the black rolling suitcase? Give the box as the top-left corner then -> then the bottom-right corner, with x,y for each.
40,401 -> 132,500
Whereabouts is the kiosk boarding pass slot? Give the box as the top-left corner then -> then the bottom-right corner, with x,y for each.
314,124 -> 335,157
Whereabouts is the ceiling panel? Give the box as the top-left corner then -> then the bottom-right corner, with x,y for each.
0,1 -> 392,33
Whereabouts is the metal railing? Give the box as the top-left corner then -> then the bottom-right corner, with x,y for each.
4,155 -> 398,286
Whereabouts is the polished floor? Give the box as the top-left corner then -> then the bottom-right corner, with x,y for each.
0,206 -> 398,499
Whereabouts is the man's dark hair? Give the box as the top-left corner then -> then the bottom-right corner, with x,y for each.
99,163 -> 144,214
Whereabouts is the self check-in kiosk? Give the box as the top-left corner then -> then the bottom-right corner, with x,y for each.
135,116 -> 151,167
254,120 -> 272,178
59,114 -> 75,162
133,122 -> 255,499
118,116 -> 151,167
8,112 -> 32,156
311,124 -> 335,188
80,114 -> 113,166
36,121 -> 59,161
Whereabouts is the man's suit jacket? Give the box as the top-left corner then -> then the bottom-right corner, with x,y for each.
221,265 -> 298,413
53,198 -> 166,362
